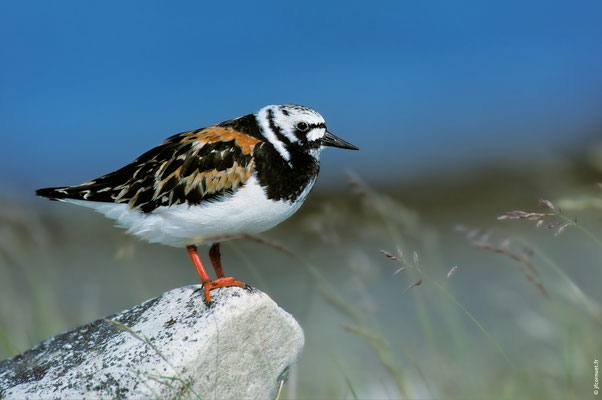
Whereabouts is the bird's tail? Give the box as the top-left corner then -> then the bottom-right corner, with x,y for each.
36,186 -> 83,201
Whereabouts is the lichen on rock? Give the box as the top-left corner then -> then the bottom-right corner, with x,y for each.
0,285 -> 304,400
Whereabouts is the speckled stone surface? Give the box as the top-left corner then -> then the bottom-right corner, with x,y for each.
0,285 -> 304,399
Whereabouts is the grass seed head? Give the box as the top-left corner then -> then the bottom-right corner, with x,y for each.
447,266 -> 458,279
404,279 -> 423,293
380,249 -> 398,260
538,199 -> 555,210
393,267 -> 407,275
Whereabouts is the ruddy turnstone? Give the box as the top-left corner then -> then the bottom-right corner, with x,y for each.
37,104 -> 358,303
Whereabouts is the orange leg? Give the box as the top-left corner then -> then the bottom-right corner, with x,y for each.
186,245 -> 211,284
186,244 -> 247,304
209,243 -> 225,278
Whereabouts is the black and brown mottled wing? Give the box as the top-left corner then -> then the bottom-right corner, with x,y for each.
36,123 -> 263,213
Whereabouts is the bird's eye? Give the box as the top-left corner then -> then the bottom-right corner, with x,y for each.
296,122 -> 309,132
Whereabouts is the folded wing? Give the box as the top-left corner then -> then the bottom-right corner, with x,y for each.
36,126 -> 262,213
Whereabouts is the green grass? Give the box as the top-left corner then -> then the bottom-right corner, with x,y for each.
1,169 -> 601,399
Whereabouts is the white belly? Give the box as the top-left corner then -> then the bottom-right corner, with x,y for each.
64,175 -> 315,247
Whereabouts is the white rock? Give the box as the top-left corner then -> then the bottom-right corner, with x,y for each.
0,286 -> 304,399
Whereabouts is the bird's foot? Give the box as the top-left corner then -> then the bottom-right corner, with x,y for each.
202,277 -> 248,305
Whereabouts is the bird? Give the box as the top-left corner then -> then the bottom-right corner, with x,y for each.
36,104 -> 358,304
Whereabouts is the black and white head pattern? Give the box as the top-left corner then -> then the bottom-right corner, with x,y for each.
255,104 -> 327,165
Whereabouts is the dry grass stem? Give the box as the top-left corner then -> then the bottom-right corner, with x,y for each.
275,379 -> 284,400
342,324 -> 408,397
192,233 -> 296,258
105,319 -> 201,398
457,226 -> 549,296
105,319 -> 172,366
472,241 -> 537,274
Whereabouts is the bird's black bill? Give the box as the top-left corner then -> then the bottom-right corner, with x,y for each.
320,131 -> 359,150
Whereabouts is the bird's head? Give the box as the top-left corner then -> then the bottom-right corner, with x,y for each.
255,104 -> 358,162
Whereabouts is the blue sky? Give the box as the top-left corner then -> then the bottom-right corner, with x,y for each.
1,1 -> 602,192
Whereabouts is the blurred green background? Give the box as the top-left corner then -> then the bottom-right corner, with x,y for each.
2,1 -> 602,399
